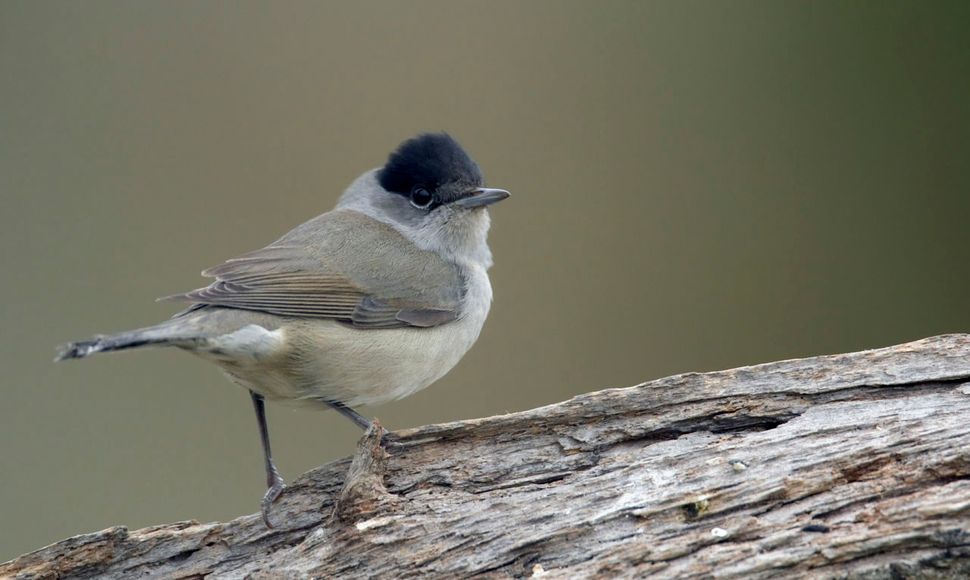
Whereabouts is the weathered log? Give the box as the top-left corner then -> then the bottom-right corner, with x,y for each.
4,334 -> 970,579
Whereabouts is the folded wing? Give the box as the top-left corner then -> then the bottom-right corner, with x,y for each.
164,209 -> 463,329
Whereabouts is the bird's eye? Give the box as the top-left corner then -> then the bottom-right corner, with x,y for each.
409,187 -> 434,209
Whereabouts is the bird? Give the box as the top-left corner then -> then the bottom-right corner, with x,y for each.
56,133 -> 510,527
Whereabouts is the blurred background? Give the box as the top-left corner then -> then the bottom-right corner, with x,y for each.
2,0 -> 968,561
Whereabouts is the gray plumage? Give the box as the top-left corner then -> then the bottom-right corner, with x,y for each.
162,208 -> 463,328
56,133 -> 509,527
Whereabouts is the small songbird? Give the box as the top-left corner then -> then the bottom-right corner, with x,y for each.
57,133 -> 510,527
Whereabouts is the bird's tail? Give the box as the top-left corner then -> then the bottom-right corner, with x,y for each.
55,320 -> 197,362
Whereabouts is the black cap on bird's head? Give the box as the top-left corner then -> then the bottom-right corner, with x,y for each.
379,133 -> 509,210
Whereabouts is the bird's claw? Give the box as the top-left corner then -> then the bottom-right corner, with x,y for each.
260,473 -> 286,528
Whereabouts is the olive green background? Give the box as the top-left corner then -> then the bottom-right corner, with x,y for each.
2,1 -> 968,561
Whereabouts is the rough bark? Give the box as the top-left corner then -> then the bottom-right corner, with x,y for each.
4,334 -> 970,579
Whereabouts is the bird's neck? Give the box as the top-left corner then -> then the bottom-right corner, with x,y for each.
414,208 -> 494,270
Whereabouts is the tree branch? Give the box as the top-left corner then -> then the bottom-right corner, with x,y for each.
4,334 -> 970,579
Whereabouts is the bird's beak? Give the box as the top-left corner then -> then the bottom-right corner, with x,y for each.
454,187 -> 511,208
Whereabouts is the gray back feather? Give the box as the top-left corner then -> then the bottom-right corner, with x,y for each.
164,209 -> 464,328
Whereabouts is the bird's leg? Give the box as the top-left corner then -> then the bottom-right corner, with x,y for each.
250,391 -> 286,528
325,399 -> 372,430
325,399 -> 402,450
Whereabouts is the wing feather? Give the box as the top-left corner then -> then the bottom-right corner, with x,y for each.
164,209 -> 463,328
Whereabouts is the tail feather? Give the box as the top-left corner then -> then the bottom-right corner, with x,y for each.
55,321 -> 197,362
55,308 -> 273,362
55,335 -> 161,361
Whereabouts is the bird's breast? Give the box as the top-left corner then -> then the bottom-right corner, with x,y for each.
270,264 -> 493,407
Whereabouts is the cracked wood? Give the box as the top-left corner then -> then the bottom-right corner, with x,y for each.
3,334 -> 970,579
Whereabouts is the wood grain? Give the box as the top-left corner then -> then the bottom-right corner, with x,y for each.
4,334 -> 970,579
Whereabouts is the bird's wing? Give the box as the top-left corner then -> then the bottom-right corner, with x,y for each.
163,209 -> 463,328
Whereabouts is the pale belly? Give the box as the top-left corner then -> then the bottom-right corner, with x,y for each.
198,266 -> 493,408
289,310 -> 486,407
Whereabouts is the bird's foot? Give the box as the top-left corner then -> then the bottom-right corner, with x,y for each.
260,471 -> 287,528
